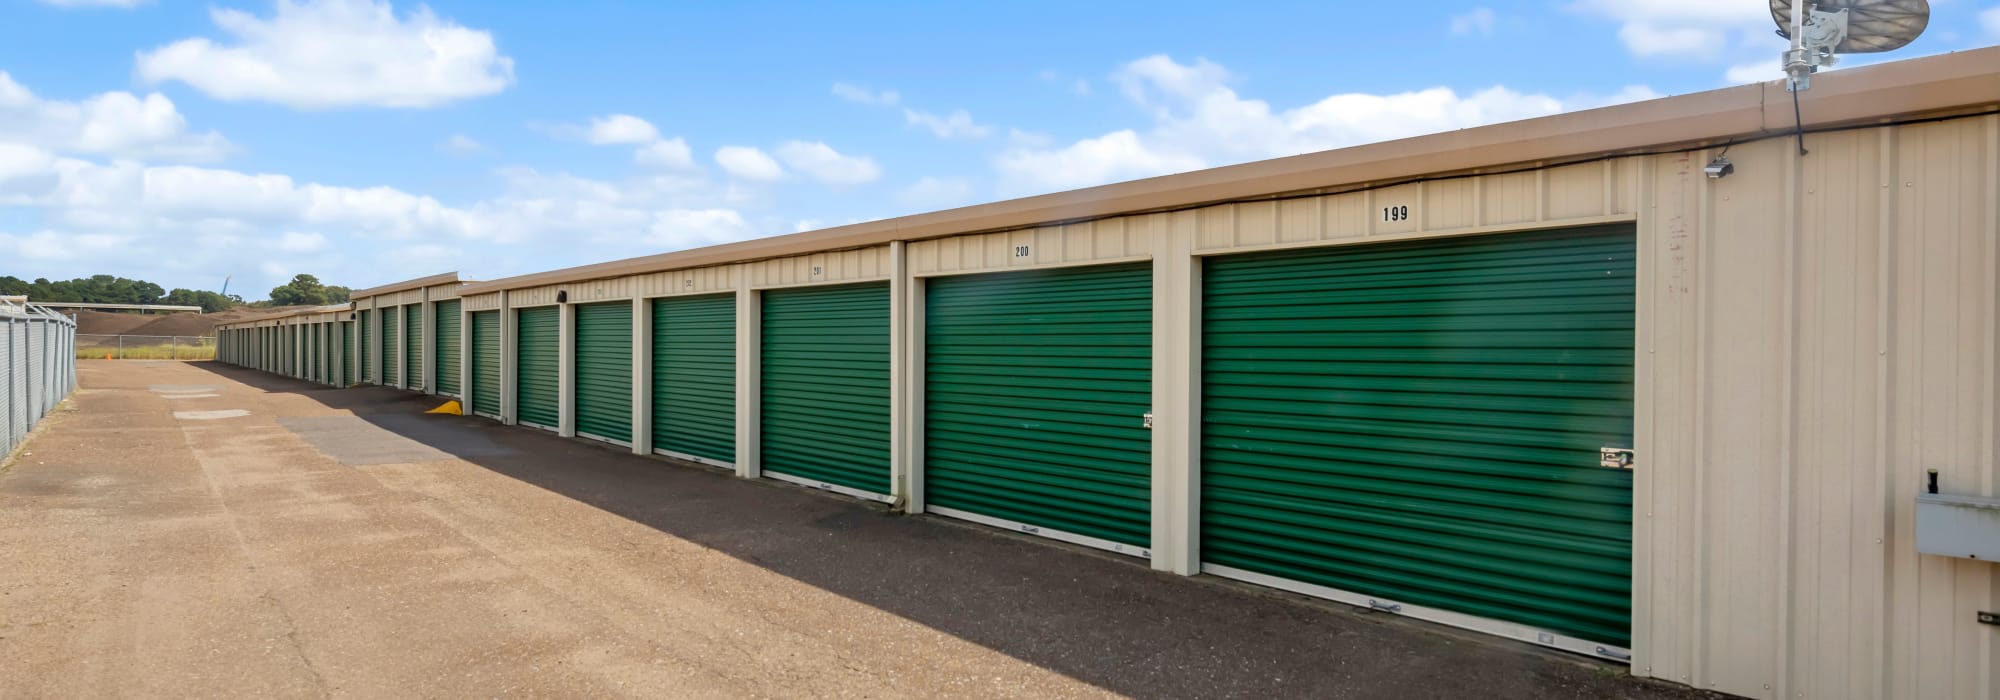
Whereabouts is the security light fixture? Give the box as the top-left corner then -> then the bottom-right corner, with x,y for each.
1704,155 -> 1734,179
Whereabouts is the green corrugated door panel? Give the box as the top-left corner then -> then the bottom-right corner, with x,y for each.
309,325 -> 320,382
760,282 -> 890,495
404,304 -> 424,389
574,302 -> 633,442
340,322 -> 353,385
924,263 -> 1154,548
652,293 -> 734,463
358,311 -> 372,381
1200,224 -> 1636,648
382,308 -> 400,385
435,300 -> 462,395
470,311 -> 500,416
515,306 -> 560,428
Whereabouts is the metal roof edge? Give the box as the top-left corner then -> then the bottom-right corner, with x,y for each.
459,46 -> 2000,296
350,272 -> 462,300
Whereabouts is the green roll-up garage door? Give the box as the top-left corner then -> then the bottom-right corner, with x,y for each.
516,306 -> 560,429
925,263 -> 1153,552
340,321 -> 353,386
761,283 -> 890,497
575,302 -> 633,443
1200,224 -> 1636,649
358,311 -> 372,382
652,293 -> 734,464
470,310 -> 500,417
404,303 -> 424,390
435,300 -> 462,396
382,308 -> 400,386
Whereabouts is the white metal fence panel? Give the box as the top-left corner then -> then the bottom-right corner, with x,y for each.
1,302 -> 77,460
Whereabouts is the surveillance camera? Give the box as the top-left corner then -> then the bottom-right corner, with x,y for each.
1704,155 -> 1733,179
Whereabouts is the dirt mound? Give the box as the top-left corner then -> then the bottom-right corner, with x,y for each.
124,314 -> 224,339
72,310 -> 159,336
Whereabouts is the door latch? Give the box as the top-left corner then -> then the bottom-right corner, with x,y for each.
1601,447 -> 1635,469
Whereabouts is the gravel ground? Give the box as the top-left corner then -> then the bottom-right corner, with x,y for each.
0,360 -> 1722,699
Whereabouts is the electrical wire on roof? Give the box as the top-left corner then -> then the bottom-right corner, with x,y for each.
1791,85 -> 1809,157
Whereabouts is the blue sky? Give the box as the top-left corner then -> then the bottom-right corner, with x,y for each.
1,0 -> 1993,299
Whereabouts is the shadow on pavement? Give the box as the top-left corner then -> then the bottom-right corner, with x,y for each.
192,362 -> 1706,700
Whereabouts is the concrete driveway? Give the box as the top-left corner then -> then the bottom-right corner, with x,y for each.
0,360 -> 1713,699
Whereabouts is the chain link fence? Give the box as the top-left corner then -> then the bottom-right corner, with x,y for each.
3,299 -> 77,459
76,334 -> 216,360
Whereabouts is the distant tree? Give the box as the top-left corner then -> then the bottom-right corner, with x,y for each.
162,288 -> 240,313
268,274 -> 333,306
324,285 -> 352,304
3,274 -> 168,304
0,276 -> 28,296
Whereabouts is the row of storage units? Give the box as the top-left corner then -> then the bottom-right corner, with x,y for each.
208,49 -> 2000,700
215,276 -> 468,400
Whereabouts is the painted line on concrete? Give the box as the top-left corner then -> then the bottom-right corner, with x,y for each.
173,409 -> 249,420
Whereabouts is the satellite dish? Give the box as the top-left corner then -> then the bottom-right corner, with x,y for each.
1770,0 -> 1929,90
1770,0 -> 1929,53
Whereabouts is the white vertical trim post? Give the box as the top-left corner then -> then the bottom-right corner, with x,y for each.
631,293 -> 652,455
1152,211 -> 1201,575
500,292 -> 517,425
734,267 -> 760,480
557,298 -> 576,438
889,241 -> 914,509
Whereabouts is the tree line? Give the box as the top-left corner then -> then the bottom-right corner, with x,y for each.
0,274 -> 351,313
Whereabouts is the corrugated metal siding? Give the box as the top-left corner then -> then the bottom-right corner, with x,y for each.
924,263 -> 1153,547
761,282 -> 892,495
515,306 -> 560,429
652,293 -> 735,463
1634,118 -> 1999,700
435,300 -> 462,396
909,218 -> 1153,276
574,302 -> 633,442
1201,225 -> 1637,647
358,310 -> 372,382
340,321 -> 352,385
748,247 -> 891,288
382,308 -> 400,385
404,304 -> 424,389
470,311 -> 500,417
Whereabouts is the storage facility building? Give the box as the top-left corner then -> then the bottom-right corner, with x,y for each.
214,49 -> 2000,700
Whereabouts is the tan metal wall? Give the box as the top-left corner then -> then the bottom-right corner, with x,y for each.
462,292 -> 501,311
746,246 -> 890,288
1634,116 -> 1997,699
909,218 -> 1152,276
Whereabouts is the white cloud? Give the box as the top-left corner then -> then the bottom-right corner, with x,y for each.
1724,58 -> 1779,85
0,144 -> 56,182
715,146 -> 785,181
1983,6 -> 2000,39
998,54 -> 1657,194
647,208 -> 754,249
586,114 -> 660,145
832,82 -> 900,105
438,133 -> 485,155
634,138 -> 695,170
1450,7 -> 1496,36
775,141 -> 881,185
135,0 -> 515,109
0,230 -> 134,262
896,176 -> 976,210
35,0 -> 147,7
275,231 -> 329,252
904,108 -> 992,140
0,72 -> 230,162
1569,0 -> 1769,58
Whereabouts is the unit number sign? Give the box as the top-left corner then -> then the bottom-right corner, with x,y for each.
1382,205 -> 1411,222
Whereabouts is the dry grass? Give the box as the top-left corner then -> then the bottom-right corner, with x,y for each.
77,344 -> 216,360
